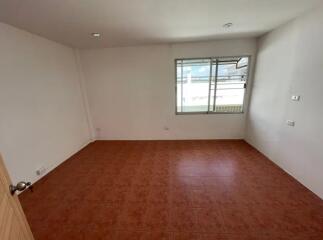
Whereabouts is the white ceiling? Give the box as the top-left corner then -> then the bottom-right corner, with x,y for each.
0,0 -> 321,49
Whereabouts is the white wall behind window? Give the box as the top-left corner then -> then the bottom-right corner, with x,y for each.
0,23 -> 92,184
79,38 -> 257,140
246,5 -> 323,199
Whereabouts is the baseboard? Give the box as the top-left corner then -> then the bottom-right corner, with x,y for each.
94,138 -> 245,141
20,138 -> 94,194
243,138 -> 323,200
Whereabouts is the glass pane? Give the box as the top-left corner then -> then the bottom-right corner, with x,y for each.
176,61 -> 183,112
215,57 -> 249,113
176,59 -> 211,113
208,60 -> 217,111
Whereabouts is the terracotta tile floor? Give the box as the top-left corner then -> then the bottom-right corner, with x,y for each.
20,140 -> 323,240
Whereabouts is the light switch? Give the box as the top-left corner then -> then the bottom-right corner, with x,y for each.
291,95 -> 301,101
286,120 -> 295,127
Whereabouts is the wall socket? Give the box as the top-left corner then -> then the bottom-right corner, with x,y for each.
286,120 -> 295,127
36,167 -> 47,176
291,95 -> 301,101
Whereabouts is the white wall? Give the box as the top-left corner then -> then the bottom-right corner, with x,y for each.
0,23 -> 92,184
79,39 -> 257,140
246,5 -> 323,199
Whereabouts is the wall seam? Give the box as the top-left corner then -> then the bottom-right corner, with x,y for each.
73,49 -> 95,141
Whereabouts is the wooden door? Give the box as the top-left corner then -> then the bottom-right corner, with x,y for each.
0,154 -> 34,240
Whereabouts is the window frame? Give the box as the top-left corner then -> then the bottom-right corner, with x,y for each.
175,55 -> 251,115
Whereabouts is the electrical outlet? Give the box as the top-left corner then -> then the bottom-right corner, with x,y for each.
36,167 -> 47,176
286,120 -> 295,127
291,95 -> 301,101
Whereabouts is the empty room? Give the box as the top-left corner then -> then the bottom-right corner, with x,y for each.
0,0 -> 323,239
